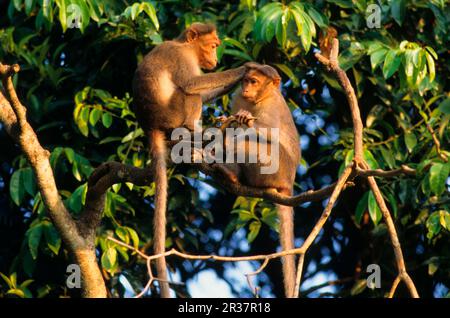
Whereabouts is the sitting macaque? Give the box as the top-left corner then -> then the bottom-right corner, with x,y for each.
216,63 -> 301,298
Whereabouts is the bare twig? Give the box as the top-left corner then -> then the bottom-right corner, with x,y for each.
293,165 -> 353,293
300,277 -> 354,297
388,275 -> 401,298
355,165 -> 416,177
293,253 -> 305,298
426,124 -> 448,162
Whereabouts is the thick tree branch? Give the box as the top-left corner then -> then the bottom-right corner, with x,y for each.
80,162 -> 153,238
0,62 -> 107,298
0,63 -> 81,249
315,39 -> 363,164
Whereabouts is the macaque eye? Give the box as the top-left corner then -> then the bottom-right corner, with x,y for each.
250,79 -> 257,84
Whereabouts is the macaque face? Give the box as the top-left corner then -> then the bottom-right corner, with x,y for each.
241,70 -> 272,103
197,31 -> 221,70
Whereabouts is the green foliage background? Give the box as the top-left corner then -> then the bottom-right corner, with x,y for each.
0,0 -> 449,298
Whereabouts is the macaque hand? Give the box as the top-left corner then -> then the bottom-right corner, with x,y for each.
235,109 -> 256,127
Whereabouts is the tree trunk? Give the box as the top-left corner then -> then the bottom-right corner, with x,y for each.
74,248 -> 108,298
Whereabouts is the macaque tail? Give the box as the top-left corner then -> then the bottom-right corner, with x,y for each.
149,130 -> 171,298
276,204 -> 296,298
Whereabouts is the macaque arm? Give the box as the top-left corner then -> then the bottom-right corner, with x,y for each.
180,67 -> 246,95
201,83 -> 235,103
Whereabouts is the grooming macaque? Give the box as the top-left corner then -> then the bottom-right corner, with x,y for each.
216,63 -> 301,298
132,23 -> 246,298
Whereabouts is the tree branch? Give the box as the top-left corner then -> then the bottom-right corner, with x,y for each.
315,40 -> 419,298
0,62 -> 107,298
426,123 -> 448,162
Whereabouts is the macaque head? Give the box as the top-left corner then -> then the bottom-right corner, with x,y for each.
241,63 -> 281,103
178,23 -> 221,70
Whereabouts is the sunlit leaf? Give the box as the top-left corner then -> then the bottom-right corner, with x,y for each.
368,191 -> 382,225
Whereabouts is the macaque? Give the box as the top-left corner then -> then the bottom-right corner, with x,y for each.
132,23 -> 246,298
216,63 -> 300,298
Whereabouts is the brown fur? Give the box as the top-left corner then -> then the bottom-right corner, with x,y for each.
132,23 -> 246,298
220,64 -> 300,297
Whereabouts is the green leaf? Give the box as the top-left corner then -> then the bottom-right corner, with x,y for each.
355,192 -> 369,224
55,0 -> 67,32
28,225 -> 43,259
386,192 -> 398,218
304,4 -> 328,28
223,49 -> 253,61
275,13 -> 287,48
13,0 -> 22,11
102,112 -> 113,128
380,146 -> 395,169
141,2 -> 159,30
428,261 -> 439,276
101,247 -> 117,270
89,108 -> 102,126
247,221 -> 261,243
65,147 -> 75,163
382,50 -> 401,79
370,49 -> 388,70
87,0 -> 102,22
77,106 -> 90,136
425,46 -> 438,60
425,51 -> 436,82
115,227 -> 129,244
6,289 -> 25,298
126,227 -> 140,249
43,222 -> 61,255
261,207 -> 278,229
391,0 -> 406,25
368,191 -> 382,225
273,63 -> 299,87
121,128 -> 143,143
363,149 -> 379,169
0,272 -> 13,289
22,168 -> 37,196
426,212 -> 441,239
10,169 -> 25,206
429,163 -> 450,196
233,209 -> 253,222
67,183 -> 87,213
404,132 -> 417,153
24,0 -> 35,15
350,279 -> 367,295
438,210 -> 450,231
438,98 -> 450,114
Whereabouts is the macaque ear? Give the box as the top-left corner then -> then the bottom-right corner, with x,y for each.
272,77 -> 281,88
186,29 -> 198,42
